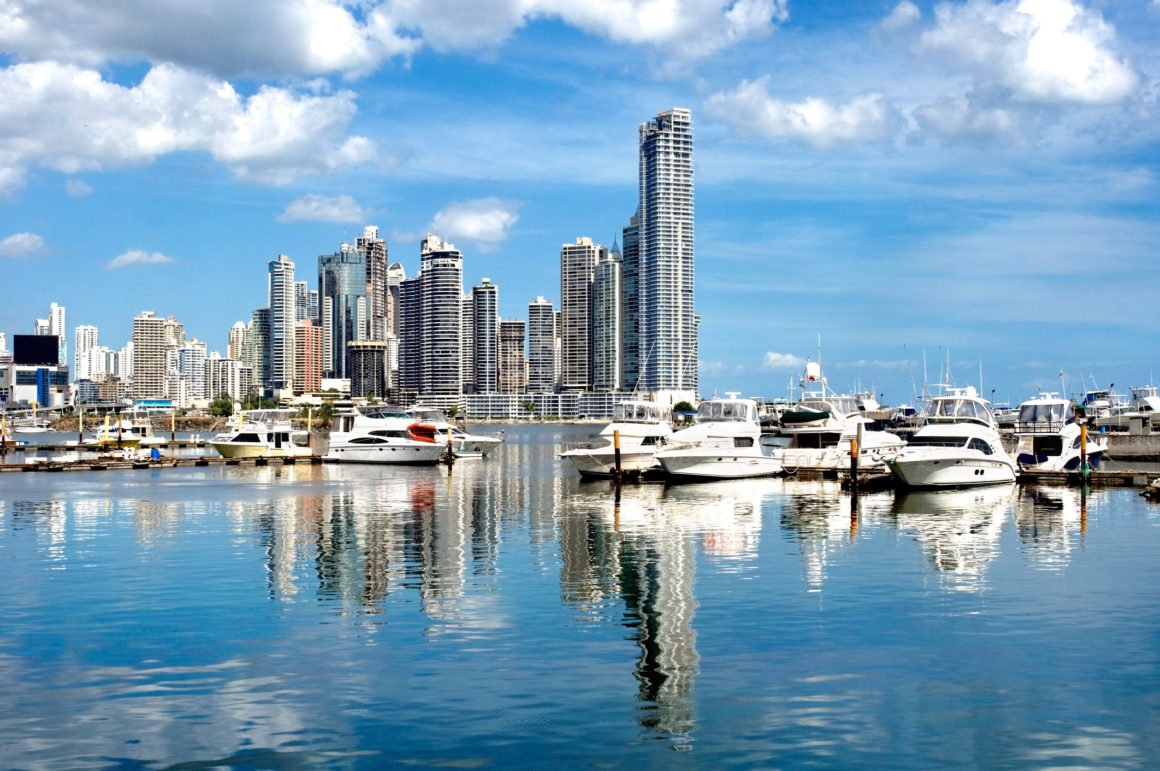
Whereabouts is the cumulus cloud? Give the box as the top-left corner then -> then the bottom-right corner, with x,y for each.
704,77 -> 901,148
919,0 -> 1139,105
0,62 -> 376,193
65,179 -> 92,197
0,0 -> 422,80
106,249 -> 176,270
278,194 -> 373,224
762,352 -> 805,369
0,232 -> 46,258
0,0 -> 783,78
882,1 -> 921,33
428,198 -> 520,249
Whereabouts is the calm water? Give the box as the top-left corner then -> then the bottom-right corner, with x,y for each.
2,424 -> 1158,769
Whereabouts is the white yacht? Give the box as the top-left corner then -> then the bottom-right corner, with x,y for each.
210,410 -> 312,458
655,396 -> 783,480
1013,393 -> 1107,473
406,407 -> 504,458
887,386 -> 1017,489
86,411 -> 165,449
1094,385 -> 1160,431
767,364 -> 903,473
324,408 -> 446,465
561,400 -> 672,478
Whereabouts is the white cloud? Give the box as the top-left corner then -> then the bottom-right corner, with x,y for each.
882,1 -> 921,33
65,179 -> 92,197
278,194 -> 373,224
428,198 -> 520,249
0,62 -> 376,193
0,232 -> 45,258
106,249 -> 176,270
704,77 -> 901,148
919,0 -> 1138,105
762,352 -> 805,369
0,1 -> 421,80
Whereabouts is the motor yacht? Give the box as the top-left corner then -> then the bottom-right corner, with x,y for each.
210,409 -> 312,458
406,407 -> 504,458
654,396 -> 783,480
767,364 -> 903,473
86,410 -> 166,449
323,407 -> 446,464
1013,393 -> 1106,473
1094,385 -> 1160,431
561,400 -> 672,478
886,386 -> 1017,488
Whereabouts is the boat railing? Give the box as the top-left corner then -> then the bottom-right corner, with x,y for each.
1015,419 -> 1068,434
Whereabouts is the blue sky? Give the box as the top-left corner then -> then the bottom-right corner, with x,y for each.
2,0 -> 1158,406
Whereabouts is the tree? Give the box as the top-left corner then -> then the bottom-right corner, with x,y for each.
209,394 -> 234,417
522,400 -> 537,417
447,405 -> 459,418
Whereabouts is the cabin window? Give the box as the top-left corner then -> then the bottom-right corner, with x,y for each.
734,437 -> 754,448
233,433 -> 260,443
967,438 -> 993,455
350,437 -> 387,444
1033,436 -> 1063,456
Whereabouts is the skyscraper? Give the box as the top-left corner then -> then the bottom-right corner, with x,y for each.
357,226 -> 389,341
592,249 -> 622,391
268,254 -> 297,391
499,319 -> 526,395
318,245 -> 368,379
418,234 -> 464,396
638,108 -> 695,397
132,310 -> 166,400
560,237 -> 605,392
527,297 -> 556,394
74,324 -> 99,382
471,278 -> 499,394
620,215 -> 640,390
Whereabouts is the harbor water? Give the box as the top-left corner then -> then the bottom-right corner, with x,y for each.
1,424 -> 1158,768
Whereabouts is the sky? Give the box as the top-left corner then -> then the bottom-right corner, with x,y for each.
2,0 -> 1159,408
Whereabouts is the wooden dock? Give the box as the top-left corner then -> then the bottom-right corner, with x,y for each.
0,455 -> 323,473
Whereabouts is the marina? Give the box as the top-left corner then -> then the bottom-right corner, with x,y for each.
1,423 -> 1159,768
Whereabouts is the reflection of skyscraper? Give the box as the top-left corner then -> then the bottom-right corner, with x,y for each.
638,108 -> 695,397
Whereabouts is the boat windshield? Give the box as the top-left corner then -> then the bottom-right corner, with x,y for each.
925,397 -> 994,425
697,400 -> 751,422
614,403 -> 664,422
828,397 -> 860,415
1017,401 -> 1071,426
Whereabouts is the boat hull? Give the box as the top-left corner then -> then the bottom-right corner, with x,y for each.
657,448 -> 783,480
212,442 -> 311,459
888,455 -> 1016,489
324,442 -> 446,465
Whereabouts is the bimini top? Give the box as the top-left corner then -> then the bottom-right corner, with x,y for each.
923,386 -> 996,428
694,398 -> 758,424
612,401 -> 668,424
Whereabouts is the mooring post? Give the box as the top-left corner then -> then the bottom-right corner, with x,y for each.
1080,422 -> 1089,482
613,429 -> 622,485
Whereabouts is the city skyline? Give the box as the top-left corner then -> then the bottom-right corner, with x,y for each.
3,1 -> 1160,406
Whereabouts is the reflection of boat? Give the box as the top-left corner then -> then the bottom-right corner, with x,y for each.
210,410 -> 312,458
323,408 -> 446,464
561,400 -> 672,478
406,408 -> 503,458
890,484 -> 1015,588
887,386 -> 1016,488
655,397 -> 782,480
1013,486 -> 1086,571
1013,393 -> 1106,472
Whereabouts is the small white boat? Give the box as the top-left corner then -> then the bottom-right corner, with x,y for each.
887,386 -> 1016,489
406,408 -> 503,458
211,410 -> 312,458
561,400 -> 672,478
1013,393 -> 1107,473
655,396 -> 783,480
86,411 -> 166,449
324,408 -> 446,465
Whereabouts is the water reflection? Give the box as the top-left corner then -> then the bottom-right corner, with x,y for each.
1014,485 -> 1087,571
888,484 -> 1017,591
778,480 -> 859,590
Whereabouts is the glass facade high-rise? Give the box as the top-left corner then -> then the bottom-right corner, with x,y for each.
318,245 -> 368,379
620,214 -> 640,390
419,235 -> 464,396
471,278 -> 499,394
638,108 -> 695,396
499,319 -> 526,395
357,226 -> 389,342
